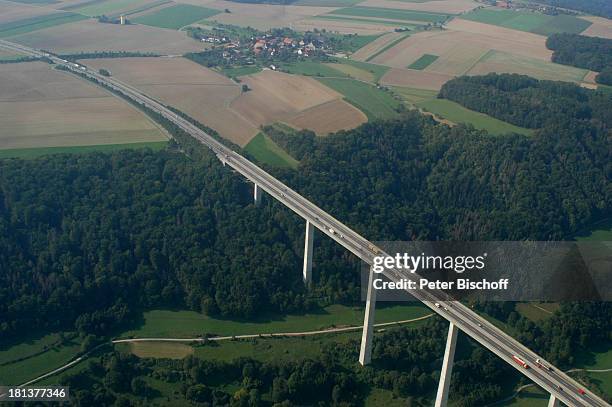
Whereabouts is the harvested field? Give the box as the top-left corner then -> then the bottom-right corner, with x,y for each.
360,0 -> 479,14
0,1 -> 57,26
203,1 -> 337,30
74,0 -> 151,17
129,342 -> 194,359
580,16 -> 612,40
467,50 -> 588,83
326,6 -> 451,24
234,70 -> 342,119
85,57 -> 257,146
8,19 -> 203,54
379,67 -> 451,90
351,31 -> 404,61
447,18 -> 552,55
0,62 -> 165,150
294,18 -> 395,35
287,98 -> 367,135
371,21 -> 552,76
0,11 -> 87,38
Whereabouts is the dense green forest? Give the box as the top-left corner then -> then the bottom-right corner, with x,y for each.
438,73 -> 612,128
546,33 -> 612,85
536,0 -> 612,19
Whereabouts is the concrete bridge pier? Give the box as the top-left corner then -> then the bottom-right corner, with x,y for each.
303,220 -> 314,284
253,183 -> 262,205
434,321 -> 459,407
359,266 -> 377,365
547,395 -> 560,407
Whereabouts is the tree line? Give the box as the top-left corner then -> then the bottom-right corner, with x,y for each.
546,33 -> 612,85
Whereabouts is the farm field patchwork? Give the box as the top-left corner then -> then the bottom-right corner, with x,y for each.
0,12 -> 87,38
0,62 -> 165,150
580,16 -> 612,40
379,67 -> 452,90
73,0 -> 150,17
467,50 -> 588,83
359,0 -> 479,14
326,6 -> 452,24
244,132 -> 299,169
351,31 -> 405,61
9,19 -> 204,54
371,25 -> 551,77
295,17 -> 400,35
315,77 -> 400,119
286,98 -> 368,135
232,70 -> 367,135
407,53 -> 438,70
459,8 -> 592,36
133,4 -> 221,29
206,3 -> 336,31
416,98 -> 533,136
85,57 -> 256,146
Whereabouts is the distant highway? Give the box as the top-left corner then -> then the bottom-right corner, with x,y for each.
1,39 -> 608,407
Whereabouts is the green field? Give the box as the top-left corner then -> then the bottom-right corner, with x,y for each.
460,9 -> 592,35
0,141 -> 168,159
75,0 -> 146,17
0,13 -> 88,38
133,4 -> 220,29
0,334 -> 82,386
366,33 -> 411,62
575,219 -> 612,241
280,60 -> 348,77
416,98 -> 534,136
340,58 -> 389,82
121,303 -> 430,338
220,65 -> 262,78
244,132 -> 299,169
408,53 -> 439,70
328,6 -> 452,23
316,77 -> 401,120
390,86 -> 438,104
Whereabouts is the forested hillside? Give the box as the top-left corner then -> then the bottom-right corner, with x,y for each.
0,149 -> 362,340
547,33 -> 612,85
438,73 -> 612,129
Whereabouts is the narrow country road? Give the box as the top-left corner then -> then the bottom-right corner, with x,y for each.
17,314 -> 434,386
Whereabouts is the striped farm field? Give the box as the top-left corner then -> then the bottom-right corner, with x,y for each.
408,53 -> 438,70
0,12 -> 87,38
460,8 -> 592,36
133,4 -> 221,29
326,6 -> 452,24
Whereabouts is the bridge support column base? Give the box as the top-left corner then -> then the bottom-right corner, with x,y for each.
547,395 -> 560,407
303,220 -> 314,285
434,321 -> 459,407
253,183 -> 262,205
359,266 -> 376,366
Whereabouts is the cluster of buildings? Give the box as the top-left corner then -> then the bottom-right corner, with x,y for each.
199,32 -> 328,62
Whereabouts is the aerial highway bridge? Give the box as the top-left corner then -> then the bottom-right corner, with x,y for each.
2,39 -> 608,407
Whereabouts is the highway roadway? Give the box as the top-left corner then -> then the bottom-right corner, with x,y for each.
2,39 -> 608,407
